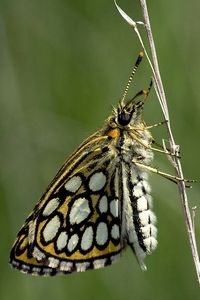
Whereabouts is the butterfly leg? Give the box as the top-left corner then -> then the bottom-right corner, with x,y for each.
133,161 -> 194,187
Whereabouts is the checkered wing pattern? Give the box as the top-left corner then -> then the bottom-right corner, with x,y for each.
10,134 -> 125,275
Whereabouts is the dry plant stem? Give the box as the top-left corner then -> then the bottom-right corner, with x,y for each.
139,0 -> 200,284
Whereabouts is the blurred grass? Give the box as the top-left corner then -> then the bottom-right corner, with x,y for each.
1,0 -> 200,299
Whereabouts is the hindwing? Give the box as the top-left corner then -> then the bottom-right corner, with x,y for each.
10,133 -> 123,275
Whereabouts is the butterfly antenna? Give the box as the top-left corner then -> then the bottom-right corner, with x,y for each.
120,51 -> 144,104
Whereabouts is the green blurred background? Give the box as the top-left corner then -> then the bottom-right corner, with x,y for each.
1,0 -> 200,299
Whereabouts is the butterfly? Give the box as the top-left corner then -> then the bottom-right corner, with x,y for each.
10,52 -> 159,276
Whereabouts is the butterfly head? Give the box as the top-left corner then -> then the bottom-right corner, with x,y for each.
116,81 -> 152,128
117,96 -> 144,127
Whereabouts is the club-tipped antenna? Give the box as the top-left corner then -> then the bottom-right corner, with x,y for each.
121,51 -> 144,104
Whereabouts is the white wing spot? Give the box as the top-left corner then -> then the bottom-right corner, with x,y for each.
65,175 -> 82,193
69,197 -> 91,225
56,231 -> 68,251
96,222 -> 108,246
111,224 -> 120,240
60,261 -> 73,272
48,257 -> 59,268
110,199 -> 118,218
98,195 -> 108,213
89,171 -> 106,192
32,267 -> 42,274
137,196 -> 148,212
144,237 -> 158,253
93,258 -> 106,269
32,246 -> 45,261
67,234 -> 79,252
141,224 -> 157,238
133,183 -> 144,198
42,215 -> 61,243
75,262 -> 90,272
139,210 -> 157,226
138,211 -> 150,226
28,220 -> 36,244
42,198 -> 60,216
81,226 -> 94,251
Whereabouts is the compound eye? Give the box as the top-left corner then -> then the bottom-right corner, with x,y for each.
117,111 -> 131,126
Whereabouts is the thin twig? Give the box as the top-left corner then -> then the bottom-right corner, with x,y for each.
139,0 -> 200,284
114,0 -> 200,284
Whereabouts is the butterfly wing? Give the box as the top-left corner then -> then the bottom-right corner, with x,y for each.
10,132 -> 123,275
